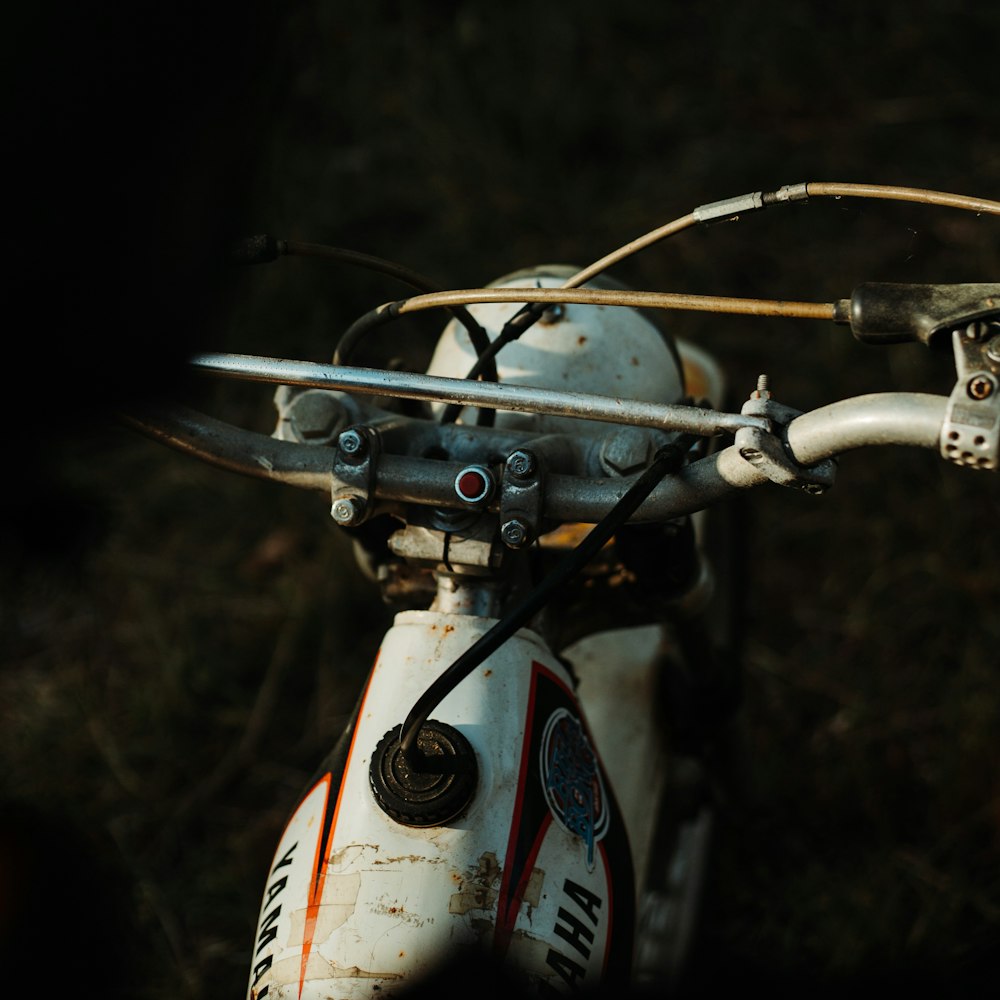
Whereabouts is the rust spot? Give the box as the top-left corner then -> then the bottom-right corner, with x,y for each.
630,356 -> 639,366
577,335 -> 587,345
484,669 -> 492,677
443,624 -> 455,634
388,906 -> 399,914
398,951 -> 406,959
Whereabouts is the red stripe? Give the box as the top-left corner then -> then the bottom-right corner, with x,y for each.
494,664 -> 540,956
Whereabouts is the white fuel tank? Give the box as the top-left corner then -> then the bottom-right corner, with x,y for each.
246,610 -> 637,998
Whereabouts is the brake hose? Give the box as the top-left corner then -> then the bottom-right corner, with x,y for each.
398,434 -> 698,767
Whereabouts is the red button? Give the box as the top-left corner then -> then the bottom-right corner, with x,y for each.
454,466 -> 493,504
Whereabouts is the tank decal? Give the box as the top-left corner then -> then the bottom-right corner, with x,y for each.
540,706 -> 609,870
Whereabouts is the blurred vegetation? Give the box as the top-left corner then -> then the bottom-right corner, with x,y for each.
2,1 -> 998,997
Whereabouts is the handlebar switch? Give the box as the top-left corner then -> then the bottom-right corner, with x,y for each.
454,465 -> 495,507
940,325 -> 1000,471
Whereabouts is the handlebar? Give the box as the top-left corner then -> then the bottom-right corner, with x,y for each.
125,179 -> 998,531
124,377 -> 949,527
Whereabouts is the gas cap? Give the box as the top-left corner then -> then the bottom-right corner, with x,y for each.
369,721 -> 477,827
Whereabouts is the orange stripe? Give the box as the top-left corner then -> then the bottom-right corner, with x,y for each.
298,659 -> 379,997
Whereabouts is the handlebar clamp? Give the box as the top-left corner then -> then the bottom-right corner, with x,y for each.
331,424 -> 382,525
737,395 -> 837,495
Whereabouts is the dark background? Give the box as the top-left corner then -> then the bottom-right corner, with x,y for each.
2,2 -> 998,997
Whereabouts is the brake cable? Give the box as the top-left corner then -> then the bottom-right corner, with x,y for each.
398,433 -> 698,767
334,182 -> 997,421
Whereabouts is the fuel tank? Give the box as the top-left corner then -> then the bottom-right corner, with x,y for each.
246,610 -> 637,999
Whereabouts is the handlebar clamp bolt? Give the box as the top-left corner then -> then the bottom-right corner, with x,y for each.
338,428 -> 367,459
500,518 -> 530,549
331,496 -> 364,526
507,450 -> 537,479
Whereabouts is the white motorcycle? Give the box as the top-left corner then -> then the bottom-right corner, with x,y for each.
127,181 -> 999,998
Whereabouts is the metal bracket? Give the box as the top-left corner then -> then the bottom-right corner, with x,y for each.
330,425 -> 381,525
940,322 -> 1000,471
736,394 -> 836,495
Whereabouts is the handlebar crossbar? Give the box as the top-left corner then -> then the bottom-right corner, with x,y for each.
190,354 -> 767,437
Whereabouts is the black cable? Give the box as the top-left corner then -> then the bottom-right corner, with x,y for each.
399,434 -> 698,766
229,234 -> 498,386
438,303 -> 545,425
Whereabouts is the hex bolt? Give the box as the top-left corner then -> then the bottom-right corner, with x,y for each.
506,449 -> 536,479
987,338 -> 1000,364
338,428 -> 366,459
600,428 -> 654,476
331,496 -> 364,526
500,518 -> 530,549
290,392 -> 343,442
967,374 -> 995,401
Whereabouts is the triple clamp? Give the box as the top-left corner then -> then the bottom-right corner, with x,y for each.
736,394 -> 836,496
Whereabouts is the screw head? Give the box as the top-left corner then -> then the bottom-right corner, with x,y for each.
331,496 -> 363,526
338,428 -> 366,456
968,374 -> 995,401
739,447 -> 763,463
506,449 -> 536,479
500,518 -> 530,549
